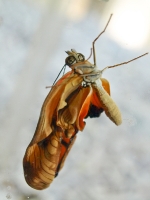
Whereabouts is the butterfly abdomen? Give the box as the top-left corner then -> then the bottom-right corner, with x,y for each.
93,82 -> 122,125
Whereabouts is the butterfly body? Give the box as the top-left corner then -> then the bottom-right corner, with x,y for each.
65,49 -> 122,125
23,49 -> 122,190
23,13 -> 148,190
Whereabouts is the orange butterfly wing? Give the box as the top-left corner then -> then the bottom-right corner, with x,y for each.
23,72 -> 83,189
23,71 -> 111,190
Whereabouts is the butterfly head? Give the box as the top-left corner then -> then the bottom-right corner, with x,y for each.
65,49 -> 85,66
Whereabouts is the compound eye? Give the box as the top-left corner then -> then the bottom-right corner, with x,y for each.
65,56 -> 76,66
77,53 -> 85,62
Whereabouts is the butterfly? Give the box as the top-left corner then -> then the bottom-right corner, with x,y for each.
23,14 -> 148,190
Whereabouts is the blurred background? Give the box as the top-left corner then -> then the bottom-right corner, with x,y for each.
0,0 -> 150,199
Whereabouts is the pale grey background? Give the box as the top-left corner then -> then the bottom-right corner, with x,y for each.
0,0 -> 150,199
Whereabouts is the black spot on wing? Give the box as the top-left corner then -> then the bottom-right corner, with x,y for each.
85,104 -> 103,118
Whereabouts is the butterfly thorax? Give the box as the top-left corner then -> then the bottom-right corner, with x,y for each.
65,49 -> 102,83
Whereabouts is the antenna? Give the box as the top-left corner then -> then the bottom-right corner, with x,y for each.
52,64 -> 66,86
92,14 -> 113,66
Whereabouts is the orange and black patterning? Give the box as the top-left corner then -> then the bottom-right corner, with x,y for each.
23,13 -> 148,190
23,126 -> 77,190
23,64 -> 119,189
23,14 -> 123,190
